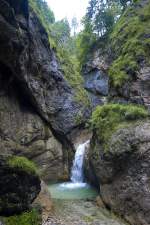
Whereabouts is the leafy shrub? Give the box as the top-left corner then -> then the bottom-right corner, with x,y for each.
3,209 -> 41,225
7,156 -> 37,175
109,1 -> 150,87
90,103 -> 149,150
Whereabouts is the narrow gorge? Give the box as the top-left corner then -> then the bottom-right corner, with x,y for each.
0,0 -> 150,225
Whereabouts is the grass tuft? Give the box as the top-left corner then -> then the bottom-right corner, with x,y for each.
3,209 -> 41,225
90,103 -> 149,150
109,1 -> 150,87
7,156 -> 38,175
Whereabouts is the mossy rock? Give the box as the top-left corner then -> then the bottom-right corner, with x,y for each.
0,156 -> 41,216
7,156 -> 38,175
2,209 -> 41,225
109,0 -> 150,88
90,103 -> 149,151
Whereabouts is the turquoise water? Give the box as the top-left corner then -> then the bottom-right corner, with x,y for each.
48,182 -> 98,200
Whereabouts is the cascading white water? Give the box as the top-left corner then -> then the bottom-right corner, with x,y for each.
71,140 -> 90,183
60,140 -> 90,189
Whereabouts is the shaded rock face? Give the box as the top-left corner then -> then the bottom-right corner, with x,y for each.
83,51 -> 108,108
0,68 -> 64,182
32,181 -> 53,223
0,0 -> 86,136
110,66 -> 150,108
0,0 -> 88,183
85,121 -> 150,225
0,156 -> 41,216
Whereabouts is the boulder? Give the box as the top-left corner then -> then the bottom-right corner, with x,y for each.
85,121 -> 150,225
0,156 -> 41,216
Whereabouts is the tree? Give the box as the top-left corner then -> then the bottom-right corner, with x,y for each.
31,0 -> 55,24
51,19 -> 71,46
71,17 -> 78,36
85,0 -> 122,37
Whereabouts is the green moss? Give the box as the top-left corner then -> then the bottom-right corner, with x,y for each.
90,103 -> 149,150
57,47 -> 90,107
29,0 -> 89,107
3,209 -> 41,225
7,156 -> 37,175
29,0 -> 56,49
109,1 -> 150,87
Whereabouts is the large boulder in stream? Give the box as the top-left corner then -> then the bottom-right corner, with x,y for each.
85,121 -> 150,225
0,155 -> 41,216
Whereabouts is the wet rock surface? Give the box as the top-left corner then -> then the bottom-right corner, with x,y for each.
0,71 -> 64,182
44,199 -> 127,225
85,121 -> 150,225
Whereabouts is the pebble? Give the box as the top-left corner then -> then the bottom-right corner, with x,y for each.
43,199 -> 127,225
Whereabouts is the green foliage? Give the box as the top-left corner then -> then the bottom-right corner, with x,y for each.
29,0 -> 89,106
29,0 -> 56,48
29,0 -> 55,24
51,19 -> 70,46
76,0 -> 123,65
7,156 -> 37,175
86,0 -> 122,36
57,47 -> 90,106
76,22 -> 97,64
3,209 -> 41,225
109,1 -> 150,87
90,104 -> 149,150
109,55 -> 138,87
71,17 -> 79,36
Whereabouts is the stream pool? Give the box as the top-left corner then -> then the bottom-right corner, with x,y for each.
48,182 -> 98,200
46,140 -> 127,225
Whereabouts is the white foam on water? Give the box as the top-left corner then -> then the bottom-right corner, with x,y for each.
59,182 -> 89,189
71,140 -> 90,183
59,140 -> 90,190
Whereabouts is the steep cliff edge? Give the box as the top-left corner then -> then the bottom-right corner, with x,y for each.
0,0 -> 90,223
108,0 -> 150,107
84,1 -> 150,224
0,0 -> 91,184
0,0 -> 88,135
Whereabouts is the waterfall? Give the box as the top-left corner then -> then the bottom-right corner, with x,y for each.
60,140 -> 90,189
71,140 -> 90,183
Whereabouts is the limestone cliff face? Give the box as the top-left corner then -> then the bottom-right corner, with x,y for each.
82,50 -> 109,108
85,121 -> 150,225
83,0 -> 150,109
0,0 -> 91,218
108,0 -> 150,107
83,1 -> 150,224
0,0 -> 87,136
0,0 -> 90,184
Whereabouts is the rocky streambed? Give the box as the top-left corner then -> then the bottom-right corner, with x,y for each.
44,198 -> 128,225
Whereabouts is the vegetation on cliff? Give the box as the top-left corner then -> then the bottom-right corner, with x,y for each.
90,104 -> 149,150
76,0 -> 130,64
7,156 -> 38,175
2,209 -> 41,225
76,0 -> 150,91
109,0 -> 150,87
29,0 -> 90,106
